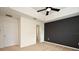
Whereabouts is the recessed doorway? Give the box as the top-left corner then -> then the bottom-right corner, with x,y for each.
36,25 -> 40,44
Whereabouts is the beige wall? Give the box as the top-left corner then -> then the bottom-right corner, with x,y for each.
20,16 -> 44,47
0,15 -> 44,48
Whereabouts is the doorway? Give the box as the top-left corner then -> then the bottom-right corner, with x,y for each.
36,25 -> 40,44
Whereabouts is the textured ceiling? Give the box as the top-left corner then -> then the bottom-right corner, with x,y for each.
0,7 -> 20,19
0,7 -> 79,23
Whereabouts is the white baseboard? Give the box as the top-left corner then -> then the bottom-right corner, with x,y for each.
45,41 -> 79,51
0,43 -> 18,48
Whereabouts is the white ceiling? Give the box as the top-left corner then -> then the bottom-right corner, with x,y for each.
0,7 -> 79,23
0,7 -> 20,19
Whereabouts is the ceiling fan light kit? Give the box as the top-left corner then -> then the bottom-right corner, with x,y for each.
46,8 -> 51,11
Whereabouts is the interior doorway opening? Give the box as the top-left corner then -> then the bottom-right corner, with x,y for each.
36,25 -> 40,44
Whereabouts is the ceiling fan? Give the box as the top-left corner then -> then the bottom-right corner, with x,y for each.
37,7 -> 60,16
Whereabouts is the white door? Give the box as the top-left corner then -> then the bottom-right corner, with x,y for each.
0,16 -> 18,48
0,19 -> 4,48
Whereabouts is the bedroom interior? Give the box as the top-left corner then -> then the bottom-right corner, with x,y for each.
0,7 -> 79,51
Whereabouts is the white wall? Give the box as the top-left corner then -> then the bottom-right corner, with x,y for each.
0,16 -> 19,48
20,16 -> 44,47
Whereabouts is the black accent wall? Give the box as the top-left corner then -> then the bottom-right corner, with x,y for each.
44,15 -> 79,49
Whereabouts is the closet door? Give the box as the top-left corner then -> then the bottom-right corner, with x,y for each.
0,19 -> 4,48
3,17 -> 18,47
0,16 -> 18,48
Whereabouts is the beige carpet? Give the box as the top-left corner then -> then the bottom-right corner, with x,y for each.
0,42 -> 77,51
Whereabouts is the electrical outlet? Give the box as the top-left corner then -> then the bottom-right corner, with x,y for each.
78,43 -> 79,45
48,38 -> 50,40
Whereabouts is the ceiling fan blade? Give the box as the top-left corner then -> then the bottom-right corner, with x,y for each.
37,9 -> 46,12
51,7 -> 60,11
46,11 -> 49,15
